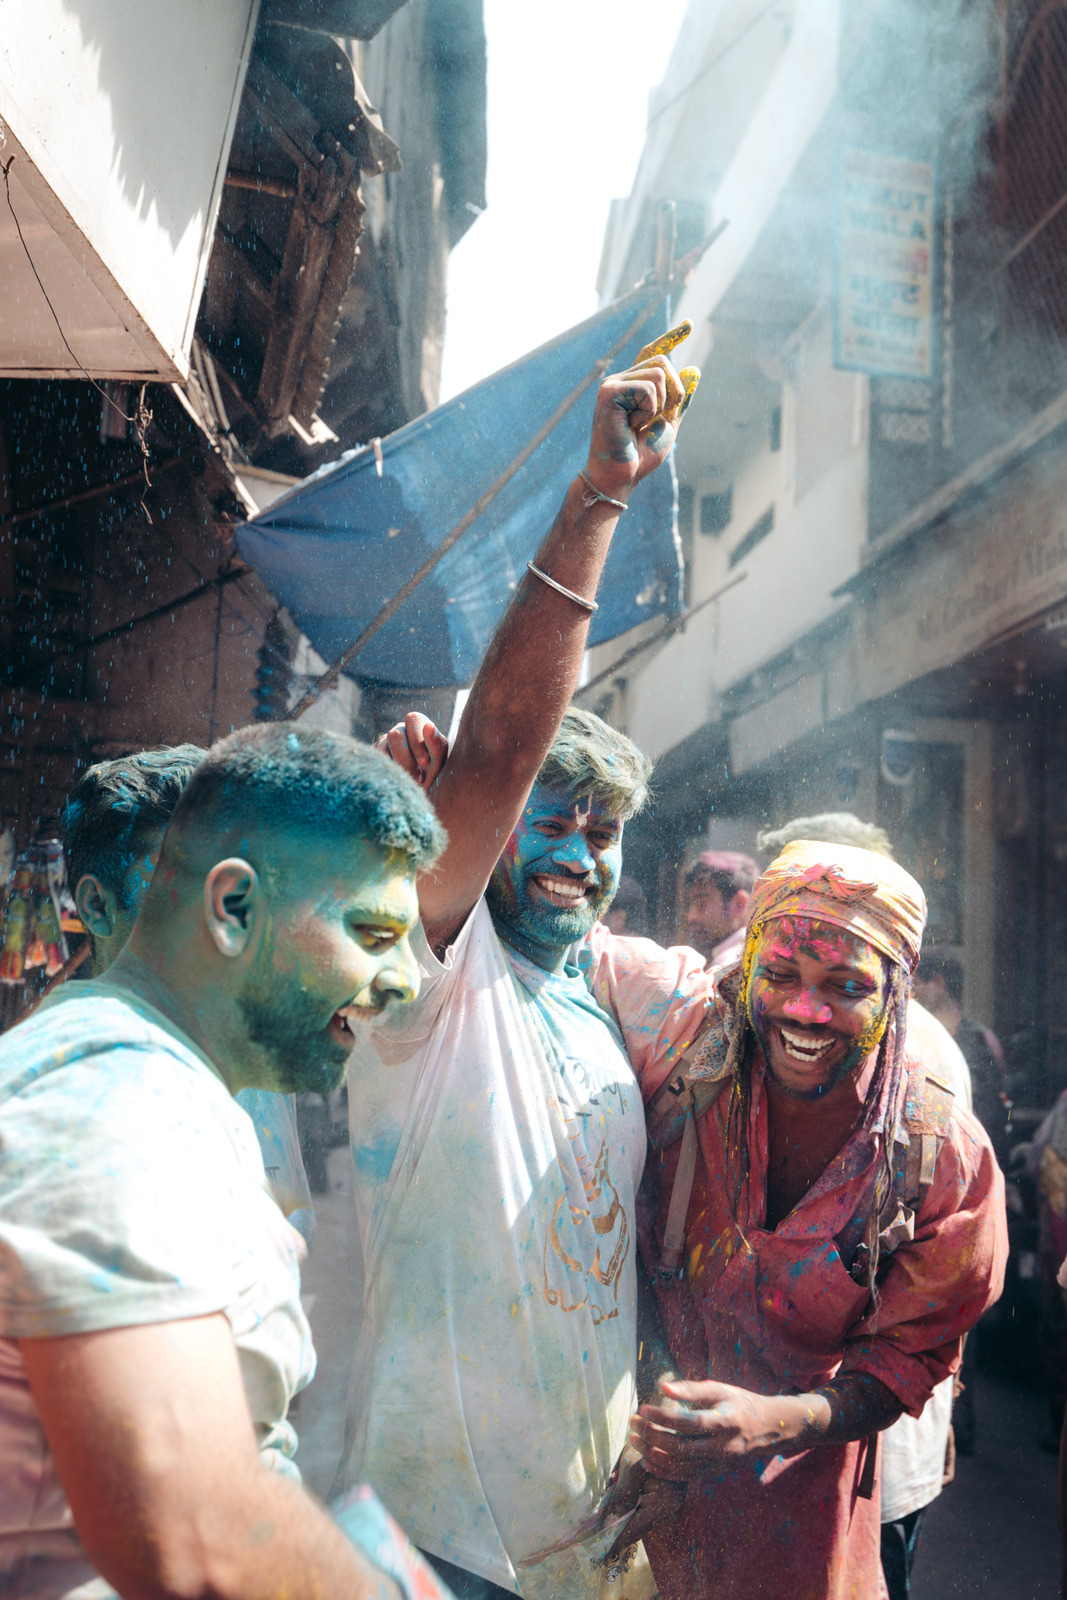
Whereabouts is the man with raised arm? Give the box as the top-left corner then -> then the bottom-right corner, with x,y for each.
337,328 -> 698,1600
0,725 -> 452,1600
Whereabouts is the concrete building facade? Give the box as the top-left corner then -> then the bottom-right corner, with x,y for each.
590,0 -> 1067,1115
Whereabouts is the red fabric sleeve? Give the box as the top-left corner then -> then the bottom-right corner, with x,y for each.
840,1103 -> 1007,1415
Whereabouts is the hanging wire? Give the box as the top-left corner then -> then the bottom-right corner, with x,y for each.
208,577 -> 225,745
645,0 -> 784,128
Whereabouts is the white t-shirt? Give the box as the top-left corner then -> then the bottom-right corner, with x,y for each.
0,981 -> 314,1600
880,1000 -> 973,1523
236,1089 -> 315,1245
340,899 -> 645,1599
880,1373 -> 954,1523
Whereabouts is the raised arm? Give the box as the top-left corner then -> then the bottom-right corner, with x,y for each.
418,329 -> 699,948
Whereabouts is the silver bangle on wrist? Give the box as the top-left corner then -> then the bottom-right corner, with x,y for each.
526,562 -> 598,613
578,468 -> 629,513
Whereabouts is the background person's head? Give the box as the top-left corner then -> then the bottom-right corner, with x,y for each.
912,946 -> 964,1022
123,724 -> 446,1097
63,744 -> 206,973
603,874 -> 648,937
757,812 -> 893,862
683,850 -> 759,960
486,707 -> 651,965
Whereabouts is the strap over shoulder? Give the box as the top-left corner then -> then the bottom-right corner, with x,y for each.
837,1060 -> 957,1283
898,1063 -> 955,1211
645,1005 -> 735,1154
643,967 -> 742,1276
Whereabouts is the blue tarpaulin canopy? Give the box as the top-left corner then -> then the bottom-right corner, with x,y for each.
237,283 -> 683,690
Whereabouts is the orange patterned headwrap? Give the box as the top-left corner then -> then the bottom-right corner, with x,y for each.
743,840 -> 927,973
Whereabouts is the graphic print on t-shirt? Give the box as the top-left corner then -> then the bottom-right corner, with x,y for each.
503,949 -> 636,1330
544,1062 -> 630,1324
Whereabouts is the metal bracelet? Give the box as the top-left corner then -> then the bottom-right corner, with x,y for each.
577,467 -> 629,513
526,561 -> 598,613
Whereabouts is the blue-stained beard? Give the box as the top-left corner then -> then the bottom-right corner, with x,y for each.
485,864 -> 615,954
238,964 -> 352,1094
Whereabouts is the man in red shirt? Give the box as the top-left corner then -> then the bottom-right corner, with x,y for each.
581,841 -> 1006,1600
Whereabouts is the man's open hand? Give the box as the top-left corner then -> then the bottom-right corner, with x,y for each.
584,322 -> 700,501
629,1377 -> 805,1478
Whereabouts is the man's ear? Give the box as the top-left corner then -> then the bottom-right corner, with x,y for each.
204,859 -> 263,958
730,888 -> 751,925
75,874 -> 117,941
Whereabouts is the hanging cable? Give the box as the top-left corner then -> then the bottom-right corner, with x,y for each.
208,576 -> 225,745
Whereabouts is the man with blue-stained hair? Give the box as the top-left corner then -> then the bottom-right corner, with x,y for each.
337,327 -> 697,1600
63,746 -> 315,1243
0,722 -> 454,1600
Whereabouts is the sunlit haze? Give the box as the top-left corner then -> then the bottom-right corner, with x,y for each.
440,0 -> 689,399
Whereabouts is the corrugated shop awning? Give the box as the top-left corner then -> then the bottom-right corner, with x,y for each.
236,283 -> 683,690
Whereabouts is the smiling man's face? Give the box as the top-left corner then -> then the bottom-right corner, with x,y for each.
236,835 -> 421,1095
747,915 -> 890,1099
485,782 -> 623,965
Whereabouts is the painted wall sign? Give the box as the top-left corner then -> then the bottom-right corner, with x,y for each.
835,148 -> 935,380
